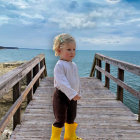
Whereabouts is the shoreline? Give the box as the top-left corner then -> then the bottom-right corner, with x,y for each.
0,61 -> 26,77
0,46 -> 18,49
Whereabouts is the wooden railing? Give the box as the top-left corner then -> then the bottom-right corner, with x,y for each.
90,53 -> 140,121
0,54 -> 47,135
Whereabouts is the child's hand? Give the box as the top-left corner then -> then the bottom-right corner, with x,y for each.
73,94 -> 81,101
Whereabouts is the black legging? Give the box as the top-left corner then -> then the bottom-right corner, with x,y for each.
53,88 -> 77,128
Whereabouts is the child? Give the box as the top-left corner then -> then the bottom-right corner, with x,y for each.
50,33 -> 83,140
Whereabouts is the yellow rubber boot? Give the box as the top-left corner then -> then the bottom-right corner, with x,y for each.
64,122 -> 82,140
50,125 -> 62,140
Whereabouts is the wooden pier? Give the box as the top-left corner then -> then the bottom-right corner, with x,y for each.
10,77 -> 140,140
0,53 -> 140,140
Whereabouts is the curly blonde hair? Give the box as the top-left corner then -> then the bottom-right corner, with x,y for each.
53,33 -> 75,56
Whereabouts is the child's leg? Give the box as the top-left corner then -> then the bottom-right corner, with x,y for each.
66,100 -> 77,124
50,89 -> 69,140
64,100 -> 83,140
53,88 -> 69,128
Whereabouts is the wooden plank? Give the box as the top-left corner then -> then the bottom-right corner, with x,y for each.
10,77 -> 140,140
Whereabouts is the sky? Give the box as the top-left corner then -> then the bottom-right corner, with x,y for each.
0,0 -> 140,50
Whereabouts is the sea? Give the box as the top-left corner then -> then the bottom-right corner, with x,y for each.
0,49 -> 140,114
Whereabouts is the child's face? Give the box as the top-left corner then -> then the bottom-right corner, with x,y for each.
59,41 -> 76,61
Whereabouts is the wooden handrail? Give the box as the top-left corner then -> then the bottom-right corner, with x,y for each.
0,54 -> 47,135
90,53 -> 140,76
90,53 -> 140,121
0,54 -> 46,98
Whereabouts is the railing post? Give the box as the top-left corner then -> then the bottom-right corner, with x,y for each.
40,60 -> 44,79
33,64 -> 39,93
40,58 -> 47,78
105,63 -> 110,89
27,71 -> 33,104
96,59 -> 102,81
13,82 -> 21,130
90,56 -> 96,77
117,68 -> 124,102
138,100 -> 140,122
43,58 -> 47,77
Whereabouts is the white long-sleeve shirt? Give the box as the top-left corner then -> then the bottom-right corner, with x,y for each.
54,60 -> 80,100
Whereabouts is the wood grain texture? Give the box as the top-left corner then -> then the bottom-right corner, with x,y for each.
95,65 -> 140,99
0,66 -> 45,134
10,77 -> 140,140
95,53 -> 140,76
0,54 -> 45,98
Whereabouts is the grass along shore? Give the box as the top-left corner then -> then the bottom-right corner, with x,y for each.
0,61 -> 25,76
0,61 -> 27,140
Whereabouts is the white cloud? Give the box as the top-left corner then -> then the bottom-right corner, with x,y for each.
88,5 -> 140,29
49,13 -> 96,29
127,18 -> 140,23
0,0 -> 139,29
114,17 -> 140,26
0,16 -> 10,26
0,0 -> 48,26
0,0 -> 140,50
79,36 -> 135,45
19,19 -> 33,25
20,13 -> 44,20
106,0 -> 121,4
5,0 -> 29,9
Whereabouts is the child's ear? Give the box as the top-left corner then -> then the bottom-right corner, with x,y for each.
57,48 -> 61,55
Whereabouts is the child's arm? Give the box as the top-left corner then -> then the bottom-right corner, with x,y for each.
54,63 -> 78,100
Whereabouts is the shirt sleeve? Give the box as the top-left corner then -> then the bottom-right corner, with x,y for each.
54,63 -> 78,100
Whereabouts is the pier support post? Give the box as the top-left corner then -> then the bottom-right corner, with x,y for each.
138,100 -> 140,122
40,58 -> 47,78
96,59 -> 102,81
117,68 -> 124,102
33,64 -> 39,93
43,58 -> 47,77
105,63 -> 110,89
13,82 -> 21,130
27,71 -> 33,104
90,56 -> 96,77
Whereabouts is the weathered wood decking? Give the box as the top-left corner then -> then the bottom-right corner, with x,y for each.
10,77 -> 140,140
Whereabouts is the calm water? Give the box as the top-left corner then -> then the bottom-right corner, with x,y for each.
0,49 -> 140,114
